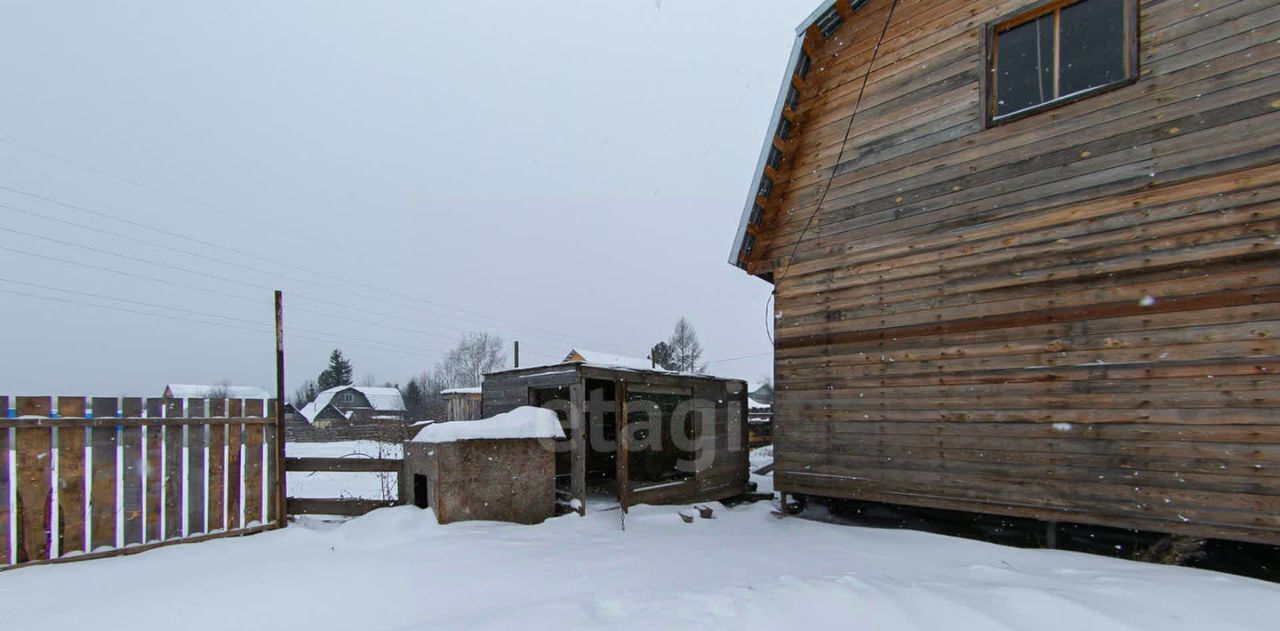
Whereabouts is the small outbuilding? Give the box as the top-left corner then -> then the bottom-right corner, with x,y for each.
404,407 -> 564,525
482,351 -> 750,513
441,387 -> 483,422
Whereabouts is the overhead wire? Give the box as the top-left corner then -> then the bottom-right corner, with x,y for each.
0,181 -> 591,347
0,222 -> 568,354
0,277 -> 452,357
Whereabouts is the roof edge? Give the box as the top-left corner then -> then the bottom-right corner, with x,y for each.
726,34 -> 807,274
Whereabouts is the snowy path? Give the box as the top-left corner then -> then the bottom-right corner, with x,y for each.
1,501 -> 1276,630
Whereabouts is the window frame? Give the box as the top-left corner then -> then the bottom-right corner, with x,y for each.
981,0 -> 1139,127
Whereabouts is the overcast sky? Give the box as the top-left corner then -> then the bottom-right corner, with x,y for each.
0,0 -> 815,395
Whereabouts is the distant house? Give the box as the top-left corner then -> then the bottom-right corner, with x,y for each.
564,348 -> 659,372
163,384 -> 270,400
295,385 -> 406,428
746,380 -> 773,447
441,387 -> 482,422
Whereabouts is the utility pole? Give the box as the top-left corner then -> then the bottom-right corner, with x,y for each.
274,290 -> 287,528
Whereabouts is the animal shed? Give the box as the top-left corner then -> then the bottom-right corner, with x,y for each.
480,361 -> 750,513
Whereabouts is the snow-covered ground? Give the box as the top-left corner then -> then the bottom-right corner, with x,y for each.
286,440 -> 400,501
3,495 -> 1277,630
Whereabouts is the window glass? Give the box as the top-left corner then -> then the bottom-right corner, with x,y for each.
995,13 -> 1054,117
1060,0 -> 1126,96
991,0 -> 1132,121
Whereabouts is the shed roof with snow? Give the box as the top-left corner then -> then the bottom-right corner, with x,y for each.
412,407 -> 564,444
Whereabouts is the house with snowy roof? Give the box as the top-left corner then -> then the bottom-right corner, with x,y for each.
293,385 -> 406,429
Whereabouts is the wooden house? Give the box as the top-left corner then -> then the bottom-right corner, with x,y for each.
729,0 -> 1280,545
481,351 -> 749,512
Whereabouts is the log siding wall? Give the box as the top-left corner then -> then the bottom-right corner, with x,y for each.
744,0 -> 1280,544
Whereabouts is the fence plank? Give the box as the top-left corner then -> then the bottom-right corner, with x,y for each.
227,423 -> 242,530
207,424 -> 225,532
186,398 -> 205,419
91,397 -> 119,419
228,399 -> 243,418
121,397 -> 143,419
14,424 -> 52,563
187,424 -> 206,535
144,425 -> 162,543
164,425 -> 182,539
244,425 -> 263,526
1,425 -> 9,565
121,425 -> 143,546
90,422 -> 118,551
264,423 -> 278,525
145,398 -> 163,419
245,399 -> 264,418
285,457 -> 403,472
16,396 -> 52,417
287,498 -> 398,517
56,397 -> 87,556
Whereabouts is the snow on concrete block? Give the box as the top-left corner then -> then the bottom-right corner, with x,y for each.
411,406 -> 564,444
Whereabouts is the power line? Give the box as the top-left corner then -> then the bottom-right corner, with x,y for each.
0,136 -> 350,251
701,348 -> 768,363
0,223 -> 567,354
0,182 -> 590,347
0,285 -> 439,359
0,276 -> 452,357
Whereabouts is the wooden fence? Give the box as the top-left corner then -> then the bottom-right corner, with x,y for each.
1,395 -> 281,570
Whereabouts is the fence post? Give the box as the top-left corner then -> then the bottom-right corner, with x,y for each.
274,290 -> 287,528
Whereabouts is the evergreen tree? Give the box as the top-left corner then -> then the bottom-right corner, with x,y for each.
317,349 -> 355,390
649,341 -> 675,370
401,379 -> 425,421
667,317 -> 706,373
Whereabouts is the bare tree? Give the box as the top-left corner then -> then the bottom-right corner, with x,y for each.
667,317 -> 706,373
437,332 -> 508,388
205,380 -> 233,399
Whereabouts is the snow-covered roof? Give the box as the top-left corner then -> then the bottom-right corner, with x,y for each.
749,397 -> 772,411
411,406 -> 565,444
564,349 -> 659,372
441,387 -> 482,396
296,385 -> 405,423
165,384 -> 270,399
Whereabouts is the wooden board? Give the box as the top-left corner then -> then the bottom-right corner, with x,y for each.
121,426 -> 143,546
14,426 -> 51,563
0,425 -> 9,565
164,425 -> 182,539
226,423 -> 242,530
56,398 -> 87,556
207,424 -> 225,532
264,423 -> 278,525
187,424 -> 206,536
243,425 -> 263,526
144,425 -> 162,543
286,498 -> 398,517
284,457 -> 402,472
90,423 -> 118,551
